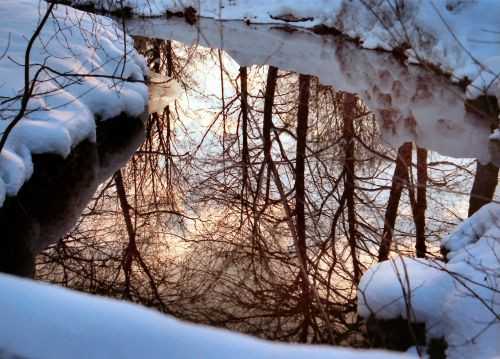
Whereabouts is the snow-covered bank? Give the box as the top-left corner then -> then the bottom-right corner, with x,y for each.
0,116 -> 146,277
0,274 -> 407,359
0,0 -> 149,206
358,203 -> 500,358
127,17 -> 495,163
73,0 -> 500,99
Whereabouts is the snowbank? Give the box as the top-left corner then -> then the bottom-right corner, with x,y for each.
127,17 -> 495,163
73,0 -> 499,99
0,116 -> 146,279
358,203 -> 500,358
0,274 -> 408,359
0,0 -> 149,206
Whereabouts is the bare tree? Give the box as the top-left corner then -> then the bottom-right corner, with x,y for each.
468,161 -> 498,217
378,142 -> 412,262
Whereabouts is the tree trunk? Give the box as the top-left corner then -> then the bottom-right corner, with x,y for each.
378,142 -> 412,262
342,93 -> 361,283
414,147 -> 427,258
262,67 -> 278,163
152,39 -> 161,73
240,67 -> 250,196
295,74 -> 311,343
114,170 -> 136,299
468,161 -> 499,216
166,40 -> 173,77
164,40 -> 174,187
114,170 -> 169,312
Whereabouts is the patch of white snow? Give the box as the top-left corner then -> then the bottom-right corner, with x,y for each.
73,0 -> 500,99
358,203 -> 500,358
0,0 -> 149,206
0,272 -> 409,359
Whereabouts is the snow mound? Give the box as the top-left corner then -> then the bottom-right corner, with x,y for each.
127,17 -> 494,163
0,0 -> 149,206
0,274 -> 408,359
74,0 -> 499,99
358,203 -> 500,358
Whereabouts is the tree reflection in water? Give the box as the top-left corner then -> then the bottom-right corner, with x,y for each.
35,35 -> 498,346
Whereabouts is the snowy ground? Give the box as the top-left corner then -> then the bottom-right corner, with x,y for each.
358,203 -> 500,358
74,0 -> 500,100
0,0 -> 149,206
0,273 -> 409,359
127,17 -> 496,164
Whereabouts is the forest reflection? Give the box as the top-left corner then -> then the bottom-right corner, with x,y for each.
35,37 -> 497,346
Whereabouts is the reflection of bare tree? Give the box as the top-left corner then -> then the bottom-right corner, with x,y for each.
295,74 -> 312,342
412,147 -> 428,258
342,93 -> 361,284
36,38 -> 496,348
378,142 -> 412,262
468,161 -> 498,217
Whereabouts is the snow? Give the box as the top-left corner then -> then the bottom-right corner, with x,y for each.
73,0 -> 500,99
36,117 -> 146,257
0,0 -> 149,207
127,17 -> 495,163
147,70 -> 182,114
358,203 -> 500,358
0,274 -> 408,359
491,128 -> 500,141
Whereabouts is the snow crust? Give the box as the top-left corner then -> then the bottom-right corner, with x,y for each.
358,203 -> 500,358
0,274 -> 408,359
127,17 -> 495,163
0,0 -> 149,206
75,0 -> 500,99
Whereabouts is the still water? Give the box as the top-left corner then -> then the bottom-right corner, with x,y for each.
1,17 -> 498,345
